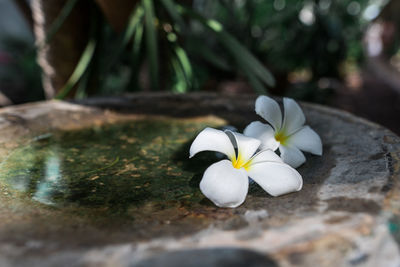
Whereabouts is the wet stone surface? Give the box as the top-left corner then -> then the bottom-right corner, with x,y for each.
1,119 -> 217,208
0,94 -> 399,267
0,116 -> 231,245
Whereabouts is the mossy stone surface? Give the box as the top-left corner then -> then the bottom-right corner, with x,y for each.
1,119 -> 219,209
0,114 -> 235,246
0,94 -> 399,267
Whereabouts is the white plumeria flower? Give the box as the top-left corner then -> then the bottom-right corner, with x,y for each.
244,95 -> 322,168
189,127 -> 302,208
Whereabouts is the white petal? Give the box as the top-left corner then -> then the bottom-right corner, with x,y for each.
200,160 -> 249,208
255,95 -> 282,131
246,161 -> 302,196
225,130 -> 260,164
288,126 -> 322,155
282,98 -> 305,135
279,145 -> 306,168
249,149 -> 283,165
243,121 -> 280,151
190,128 -> 235,160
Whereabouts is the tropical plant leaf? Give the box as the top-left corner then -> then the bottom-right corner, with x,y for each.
220,31 -> 274,86
127,21 -> 145,91
103,6 -> 144,73
55,39 -> 96,99
75,68 -> 90,99
188,40 -> 231,71
160,0 -> 186,32
45,0 -> 79,44
174,45 -> 193,88
240,65 -> 266,94
171,56 -> 188,93
143,0 -> 159,90
177,5 -> 275,92
123,7 -> 145,47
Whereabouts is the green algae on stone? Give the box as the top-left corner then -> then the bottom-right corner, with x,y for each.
0,118 -> 225,213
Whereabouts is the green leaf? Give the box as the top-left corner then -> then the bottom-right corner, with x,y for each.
189,40 -> 231,71
160,0 -> 186,32
240,65 -> 266,94
127,21 -> 145,91
177,6 -> 275,91
55,39 -> 96,99
45,0 -> 79,44
174,45 -> 193,87
143,0 -> 159,90
54,3 -> 99,99
123,7 -> 145,47
171,57 -> 188,93
75,69 -> 90,99
218,30 -> 274,88
104,6 -> 144,74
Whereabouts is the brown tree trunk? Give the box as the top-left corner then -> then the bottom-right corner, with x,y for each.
379,0 -> 400,25
31,0 -> 90,99
95,0 -> 138,33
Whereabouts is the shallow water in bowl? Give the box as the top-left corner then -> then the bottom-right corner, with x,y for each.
0,118 -> 224,214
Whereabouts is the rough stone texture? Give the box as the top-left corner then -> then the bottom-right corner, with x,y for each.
0,93 -> 399,267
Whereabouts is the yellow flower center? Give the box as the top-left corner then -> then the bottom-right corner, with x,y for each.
232,152 -> 251,171
275,131 -> 288,145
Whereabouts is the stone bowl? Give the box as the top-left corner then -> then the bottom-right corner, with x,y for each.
0,93 -> 399,267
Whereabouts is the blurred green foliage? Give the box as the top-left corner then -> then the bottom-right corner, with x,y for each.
71,0 -> 276,98
1,0 -> 396,102
88,0 -> 376,99
195,0 -> 373,100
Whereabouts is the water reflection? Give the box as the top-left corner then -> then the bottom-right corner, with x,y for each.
32,147 -> 63,205
0,120 -> 223,211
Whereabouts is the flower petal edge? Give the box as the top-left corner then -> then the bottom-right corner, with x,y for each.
255,95 -> 282,131
246,161 -> 302,197
189,127 -> 236,160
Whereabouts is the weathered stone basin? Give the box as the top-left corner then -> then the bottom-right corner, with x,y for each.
0,93 -> 399,266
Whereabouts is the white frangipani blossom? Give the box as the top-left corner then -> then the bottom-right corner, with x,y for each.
189,127 -> 302,208
244,95 -> 322,168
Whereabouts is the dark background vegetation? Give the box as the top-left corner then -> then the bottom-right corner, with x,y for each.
0,0 -> 399,134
